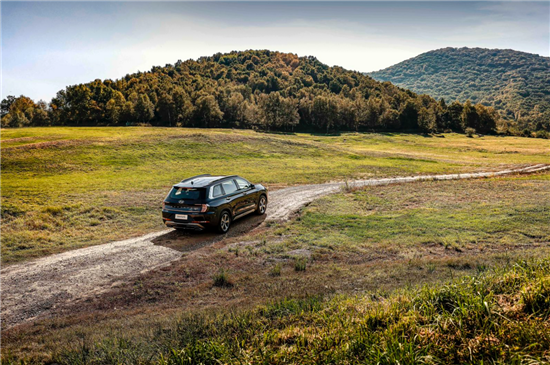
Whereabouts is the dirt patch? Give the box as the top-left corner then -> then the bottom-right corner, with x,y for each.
1,136 -> 40,143
2,139 -> 91,151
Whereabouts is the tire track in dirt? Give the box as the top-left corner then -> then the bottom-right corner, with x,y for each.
1,164 -> 548,329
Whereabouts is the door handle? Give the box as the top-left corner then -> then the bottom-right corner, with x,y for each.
226,197 -> 231,201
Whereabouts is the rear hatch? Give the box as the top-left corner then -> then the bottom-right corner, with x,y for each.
164,186 -> 206,212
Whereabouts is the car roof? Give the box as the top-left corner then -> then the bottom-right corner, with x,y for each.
173,174 -> 239,188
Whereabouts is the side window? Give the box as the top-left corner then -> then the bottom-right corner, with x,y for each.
235,178 -> 250,190
212,184 -> 223,198
221,180 -> 238,195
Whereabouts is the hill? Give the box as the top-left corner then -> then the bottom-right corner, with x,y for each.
1,50 -> 500,135
369,47 -> 550,133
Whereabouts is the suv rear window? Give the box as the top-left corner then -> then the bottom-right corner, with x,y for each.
168,187 -> 205,201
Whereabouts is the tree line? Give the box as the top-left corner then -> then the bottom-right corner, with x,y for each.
2,50 -> 507,136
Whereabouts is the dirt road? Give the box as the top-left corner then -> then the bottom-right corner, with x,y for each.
2,164 -> 548,329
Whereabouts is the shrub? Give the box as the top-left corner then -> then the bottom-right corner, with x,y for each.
465,127 -> 476,137
535,130 -> 549,139
270,263 -> 282,277
212,268 -> 233,288
294,257 -> 307,272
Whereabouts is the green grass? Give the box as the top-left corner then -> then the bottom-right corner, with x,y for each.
2,127 -> 549,263
6,258 -> 550,364
3,174 -> 549,363
265,175 -> 550,260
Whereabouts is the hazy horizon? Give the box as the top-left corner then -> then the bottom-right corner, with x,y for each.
2,1 -> 549,101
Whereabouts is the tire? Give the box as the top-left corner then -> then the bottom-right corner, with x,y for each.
217,210 -> 232,233
256,195 -> 267,215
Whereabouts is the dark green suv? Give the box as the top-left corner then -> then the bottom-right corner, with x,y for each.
162,175 -> 268,233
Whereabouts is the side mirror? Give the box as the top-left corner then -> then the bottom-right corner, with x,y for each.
249,184 -> 255,189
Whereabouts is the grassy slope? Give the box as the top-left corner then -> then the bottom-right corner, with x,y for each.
2,127 -> 549,263
47,259 -> 550,364
3,173 -> 550,363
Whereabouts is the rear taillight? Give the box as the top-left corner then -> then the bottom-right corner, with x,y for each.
200,204 -> 209,213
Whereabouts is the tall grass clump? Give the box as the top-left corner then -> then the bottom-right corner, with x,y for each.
269,263 -> 282,277
212,268 -> 233,288
294,257 -> 307,271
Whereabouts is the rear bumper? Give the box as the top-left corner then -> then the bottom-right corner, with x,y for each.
162,210 -> 217,230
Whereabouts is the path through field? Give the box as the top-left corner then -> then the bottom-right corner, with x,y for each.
2,164 -> 548,329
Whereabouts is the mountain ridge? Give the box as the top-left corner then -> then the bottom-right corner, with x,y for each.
369,47 -> 550,132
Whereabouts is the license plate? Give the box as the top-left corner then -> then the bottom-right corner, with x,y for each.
175,214 -> 188,220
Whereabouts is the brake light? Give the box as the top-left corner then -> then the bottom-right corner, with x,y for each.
200,204 -> 209,213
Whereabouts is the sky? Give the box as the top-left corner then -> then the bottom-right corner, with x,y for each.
2,1 -> 549,101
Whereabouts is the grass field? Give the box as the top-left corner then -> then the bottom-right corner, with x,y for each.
3,172 -> 550,363
2,127 -> 549,263
35,259 -> 550,364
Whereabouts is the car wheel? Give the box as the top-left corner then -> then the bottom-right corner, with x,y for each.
218,211 -> 231,233
256,195 -> 267,215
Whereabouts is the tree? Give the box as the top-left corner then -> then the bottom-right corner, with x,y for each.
352,96 -> 368,131
224,92 -> 246,127
447,101 -> 463,131
134,94 -> 154,124
10,111 -> 30,127
173,89 -> 194,127
475,104 -> 498,134
103,92 -> 125,125
418,107 -> 437,133
157,92 -> 175,126
194,95 -> 223,128
1,95 -> 16,117
461,100 -> 479,132
32,101 -> 50,126
312,95 -> 338,133
120,101 -> 135,125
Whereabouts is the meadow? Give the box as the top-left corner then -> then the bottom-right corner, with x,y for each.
3,171 -> 550,363
2,127 -> 549,263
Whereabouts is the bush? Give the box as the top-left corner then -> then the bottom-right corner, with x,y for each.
270,263 -> 282,277
294,257 -> 307,272
465,127 -> 476,137
535,130 -> 549,139
212,268 -> 233,287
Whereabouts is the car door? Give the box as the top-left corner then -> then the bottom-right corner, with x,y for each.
220,179 -> 244,217
235,177 -> 256,212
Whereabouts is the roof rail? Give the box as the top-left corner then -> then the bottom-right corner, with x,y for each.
180,174 -> 212,183
210,175 -> 237,184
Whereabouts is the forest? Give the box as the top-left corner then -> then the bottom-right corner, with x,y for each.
1,50 -> 509,136
370,47 -> 550,137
